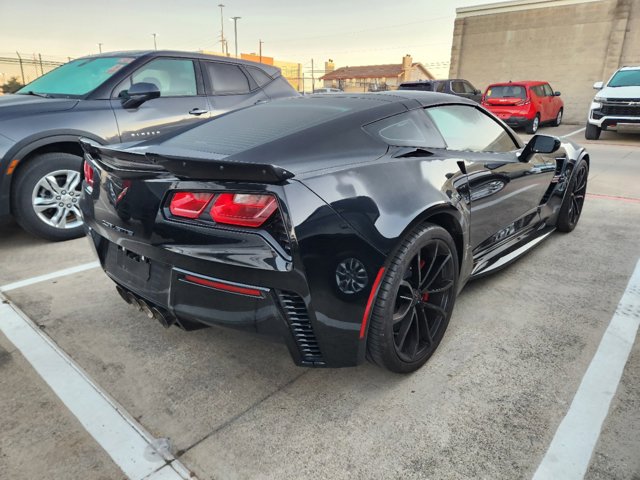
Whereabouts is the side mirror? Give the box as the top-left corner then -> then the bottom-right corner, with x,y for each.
474,89 -> 481,95
519,135 -> 561,162
554,91 -> 561,96
120,82 -> 161,109
593,81 -> 604,90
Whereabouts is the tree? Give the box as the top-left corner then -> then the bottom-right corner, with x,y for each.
1,77 -> 24,94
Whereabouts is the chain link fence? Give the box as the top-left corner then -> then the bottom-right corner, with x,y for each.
0,53 -> 71,93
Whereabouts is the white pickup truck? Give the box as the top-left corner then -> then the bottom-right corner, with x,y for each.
586,66 -> 640,140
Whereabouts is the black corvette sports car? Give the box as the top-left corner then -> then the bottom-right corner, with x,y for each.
79,91 -> 589,373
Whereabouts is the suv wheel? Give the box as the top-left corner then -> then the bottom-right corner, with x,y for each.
526,114 -> 540,134
11,152 -> 85,241
553,108 -> 563,127
585,123 -> 601,140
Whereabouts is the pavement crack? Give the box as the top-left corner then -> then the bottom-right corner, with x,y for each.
175,370 -> 309,457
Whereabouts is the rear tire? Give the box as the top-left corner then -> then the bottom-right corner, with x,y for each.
585,123 -> 601,140
553,108 -> 563,127
367,223 -> 459,373
526,114 -> 540,134
11,152 -> 85,241
557,160 -> 588,233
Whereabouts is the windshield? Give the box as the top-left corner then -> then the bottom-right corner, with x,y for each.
485,85 -> 526,99
17,57 -> 134,97
608,70 -> 640,87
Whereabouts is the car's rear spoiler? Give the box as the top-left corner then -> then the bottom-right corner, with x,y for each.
79,138 -> 295,183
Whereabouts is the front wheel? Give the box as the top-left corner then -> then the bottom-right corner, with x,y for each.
366,224 -> 459,373
585,123 -> 601,140
11,152 -> 85,241
526,114 -> 540,134
557,160 -> 588,232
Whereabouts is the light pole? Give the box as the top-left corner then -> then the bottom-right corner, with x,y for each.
218,4 -> 225,54
98,43 -> 103,53
230,16 -> 241,58
259,39 -> 263,63
152,33 -> 157,50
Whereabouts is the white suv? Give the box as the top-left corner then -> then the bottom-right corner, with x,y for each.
586,66 -> 640,140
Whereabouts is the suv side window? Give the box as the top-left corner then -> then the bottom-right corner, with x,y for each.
131,58 -> 197,97
247,66 -> 272,87
204,62 -> 251,94
426,104 -> 518,153
435,82 -> 446,93
462,81 -> 476,94
451,81 -> 464,94
543,84 -> 554,96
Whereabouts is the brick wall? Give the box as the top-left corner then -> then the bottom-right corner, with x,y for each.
449,0 -> 640,123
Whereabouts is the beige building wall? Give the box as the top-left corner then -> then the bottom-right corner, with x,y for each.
449,0 -> 640,123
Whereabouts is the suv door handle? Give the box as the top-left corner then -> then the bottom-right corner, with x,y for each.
189,108 -> 209,116
254,99 -> 268,105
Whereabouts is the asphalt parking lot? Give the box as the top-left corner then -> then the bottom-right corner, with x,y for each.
1,124 -> 639,480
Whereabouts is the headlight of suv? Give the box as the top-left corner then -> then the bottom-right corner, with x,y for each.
590,97 -> 604,110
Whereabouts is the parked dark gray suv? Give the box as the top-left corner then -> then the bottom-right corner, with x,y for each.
0,50 -> 299,240
398,79 -> 482,103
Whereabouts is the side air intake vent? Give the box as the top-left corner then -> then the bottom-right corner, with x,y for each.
264,214 -> 292,256
277,291 -> 324,365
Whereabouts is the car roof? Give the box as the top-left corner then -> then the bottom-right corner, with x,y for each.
486,81 -> 547,87
619,66 -> 640,71
73,50 -> 281,76
306,90 -> 477,108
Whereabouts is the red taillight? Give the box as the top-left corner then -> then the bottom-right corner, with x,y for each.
83,160 -> 94,188
169,192 -> 214,219
211,193 -> 277,227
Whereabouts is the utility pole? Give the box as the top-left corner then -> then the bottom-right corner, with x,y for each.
231,16 -> 241,58
259,39 -> 263,63
152,33 -> 157,50
218,4 -> 225,53
16,52 -> 25,85
98,43 -> 103,53
311,58 -> 315,93
38,53 -> 44,76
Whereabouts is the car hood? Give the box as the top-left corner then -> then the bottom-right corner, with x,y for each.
597,85 -> 640,100
0,94 -> 79,119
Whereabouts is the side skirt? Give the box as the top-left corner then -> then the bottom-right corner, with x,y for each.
470,227 -> 555,279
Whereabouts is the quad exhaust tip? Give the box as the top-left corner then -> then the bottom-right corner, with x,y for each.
115,285 -> 175,328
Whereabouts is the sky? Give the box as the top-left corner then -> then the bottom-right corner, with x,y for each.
0,0 -> 498,80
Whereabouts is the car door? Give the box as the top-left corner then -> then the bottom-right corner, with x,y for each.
200,61 -> 268,117
426,104 -> 556,252
543,83 -> 558,121
110,57 -> 211,142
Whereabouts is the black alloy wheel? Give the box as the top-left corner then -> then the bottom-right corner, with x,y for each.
557,160 -> 588,232
367,224 -> 459,373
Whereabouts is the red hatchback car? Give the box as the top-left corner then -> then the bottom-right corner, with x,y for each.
481,81 -> 564,134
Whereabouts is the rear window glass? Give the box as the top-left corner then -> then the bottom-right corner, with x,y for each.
161,98 -> 371,156
363,110 -> 446,149
485,85 -> 526,99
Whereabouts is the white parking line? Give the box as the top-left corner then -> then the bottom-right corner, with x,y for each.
533,259 -> 640,480
0,297 -> 195,480
561,127 -> 586,138
0,261 -> 100,292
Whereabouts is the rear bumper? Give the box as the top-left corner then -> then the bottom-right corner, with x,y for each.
85,215 -> 368,368
502,116 -> 530,128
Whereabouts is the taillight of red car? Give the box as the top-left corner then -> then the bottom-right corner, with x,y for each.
168,191 -> 278,227
83,160 -> 95,190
